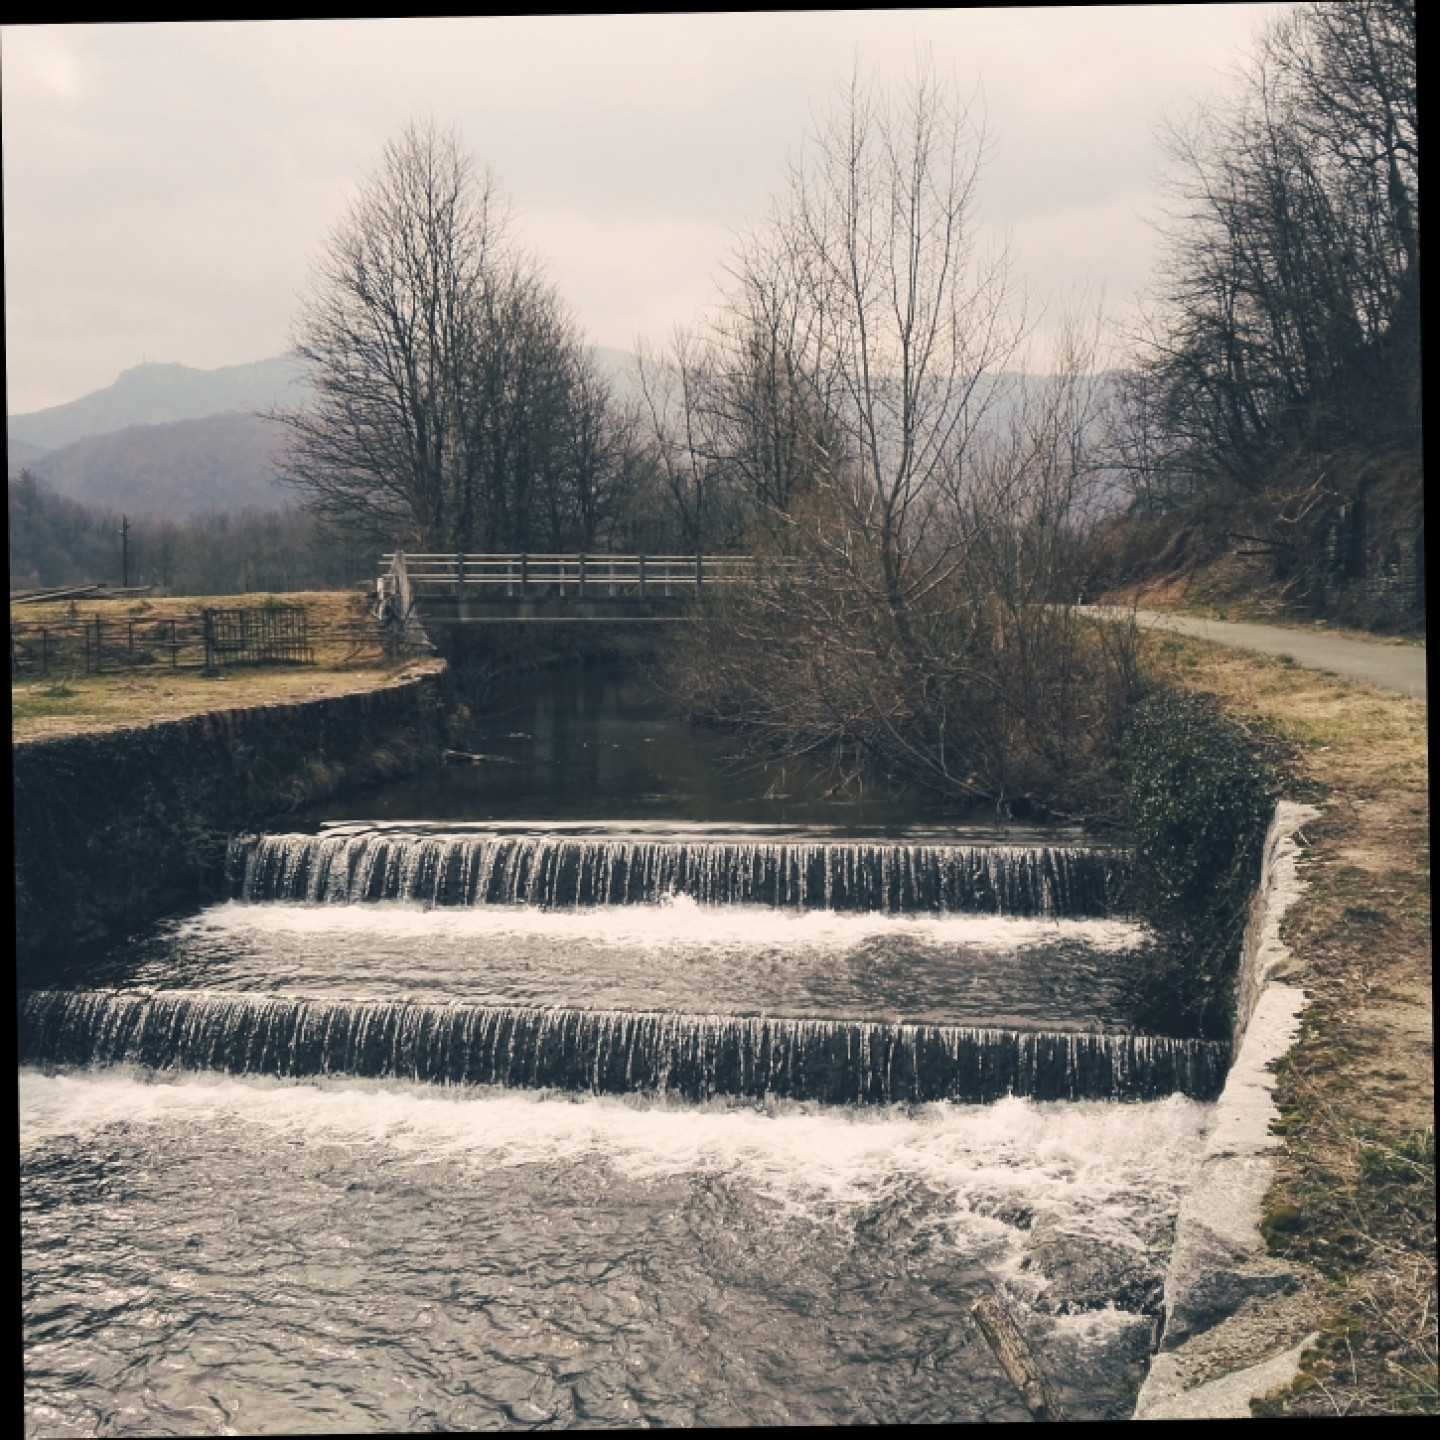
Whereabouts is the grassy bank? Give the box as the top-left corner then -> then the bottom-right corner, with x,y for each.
1105,574 -> 1427,646
10,590 -> 408,741
1139,628 -> 1434,1415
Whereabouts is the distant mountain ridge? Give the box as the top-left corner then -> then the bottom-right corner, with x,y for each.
15,413 -> 292,517
6,350 -> 1112,520
8,354 -> 311,454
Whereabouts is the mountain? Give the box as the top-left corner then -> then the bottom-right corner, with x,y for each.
7,355 -> 311,453
19,412 -> 291,516
8,436 -> 52,477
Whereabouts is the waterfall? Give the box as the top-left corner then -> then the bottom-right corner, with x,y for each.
19,991 -> 1225,1104
227,831 -> 1132,917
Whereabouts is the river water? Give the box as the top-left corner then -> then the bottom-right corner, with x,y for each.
20,661 -> 1213,1430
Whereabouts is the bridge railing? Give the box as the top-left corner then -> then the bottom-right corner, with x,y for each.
379,553 -> 794,597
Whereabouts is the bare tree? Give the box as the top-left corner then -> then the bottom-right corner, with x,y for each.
1109,1 -> 1419,619
764,64 -> 1030,617
658,68 -> 1137,819
276,120 -> 507,549
276,119 -> 640,557
633,330 -> 726,552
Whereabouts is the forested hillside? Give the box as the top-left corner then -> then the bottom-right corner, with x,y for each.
8,471 -> 368,595
1099,0 -> 1419,630
11,412 -> 289,516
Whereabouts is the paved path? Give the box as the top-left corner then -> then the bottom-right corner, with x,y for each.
1080,608 -> 1427,701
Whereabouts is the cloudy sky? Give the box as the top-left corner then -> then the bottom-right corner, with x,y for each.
3,7 -> 1292,416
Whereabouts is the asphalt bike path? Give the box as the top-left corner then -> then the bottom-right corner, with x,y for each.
1079,608 -> 1427,702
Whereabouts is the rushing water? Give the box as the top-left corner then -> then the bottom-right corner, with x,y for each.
20,661 -> 1211,1431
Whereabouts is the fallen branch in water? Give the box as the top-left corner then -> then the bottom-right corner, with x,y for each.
972,1286 -> 1066,1422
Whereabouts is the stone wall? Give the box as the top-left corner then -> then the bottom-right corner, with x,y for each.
12,661 -> 447,978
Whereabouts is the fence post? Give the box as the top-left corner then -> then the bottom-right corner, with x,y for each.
521,552 -> 530,596
578,552 -> 587,598
638,554 -> 647,599
203,610 -> 217,672
695,552 -> 703,587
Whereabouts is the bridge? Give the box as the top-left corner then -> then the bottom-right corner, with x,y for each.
376,551 -> 784,635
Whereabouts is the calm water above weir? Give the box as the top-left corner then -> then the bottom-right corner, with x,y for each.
21,661 -> 1210,1430
305,660 -> 980,830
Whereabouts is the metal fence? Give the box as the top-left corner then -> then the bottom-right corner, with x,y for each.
10,606 -> 382,677
203,607 -> 313,666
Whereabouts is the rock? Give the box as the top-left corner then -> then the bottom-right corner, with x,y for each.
1024,1217 -> 1165,1316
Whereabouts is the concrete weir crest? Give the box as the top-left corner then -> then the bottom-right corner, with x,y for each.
1133,799 -> 1323,1420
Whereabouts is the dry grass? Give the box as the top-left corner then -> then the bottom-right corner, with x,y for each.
1106,572 -> 1426,647
10,590 -> 408,742
1141,629 -> 1435,1415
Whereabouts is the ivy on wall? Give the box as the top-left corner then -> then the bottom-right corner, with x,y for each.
1121,688 -> 1278,1038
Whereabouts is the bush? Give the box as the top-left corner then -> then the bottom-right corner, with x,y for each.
661,562 -> 1142,823
1121,687 -> 1277,1037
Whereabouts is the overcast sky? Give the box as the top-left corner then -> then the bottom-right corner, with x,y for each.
3,8 -> 1293,415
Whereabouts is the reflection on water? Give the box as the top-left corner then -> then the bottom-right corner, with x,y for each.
306,661 -> 995,832
87,900 -> 1148,1031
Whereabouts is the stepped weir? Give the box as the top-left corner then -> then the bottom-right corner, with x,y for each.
228,829 -> 1132,915
19,825 -> 1215,1105
19,990 -> 1224,1104
22,744 -> 1225,1425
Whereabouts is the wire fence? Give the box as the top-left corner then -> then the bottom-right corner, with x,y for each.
10,606 -> 387,677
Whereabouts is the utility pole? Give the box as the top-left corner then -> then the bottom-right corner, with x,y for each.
120,514 -> 130,589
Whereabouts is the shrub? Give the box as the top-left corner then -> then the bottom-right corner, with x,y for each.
1121,687 -> 1277,1037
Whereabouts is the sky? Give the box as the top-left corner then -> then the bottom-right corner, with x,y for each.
2,7 -> 1294,416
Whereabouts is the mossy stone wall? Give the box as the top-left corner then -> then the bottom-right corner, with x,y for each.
13,664 -> 446,977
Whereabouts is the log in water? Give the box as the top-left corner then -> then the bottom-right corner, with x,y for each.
19,990 -> 1226,1104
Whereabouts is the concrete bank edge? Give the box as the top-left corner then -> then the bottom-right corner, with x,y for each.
1132,798 -> 1323,1420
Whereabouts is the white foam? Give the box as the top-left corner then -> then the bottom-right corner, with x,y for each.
183,896 -> 1148,954
19,1068 -> 1209,1257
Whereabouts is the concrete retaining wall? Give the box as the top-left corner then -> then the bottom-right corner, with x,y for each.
12,661 -> 447,978
1133,799 -> 1322,1419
